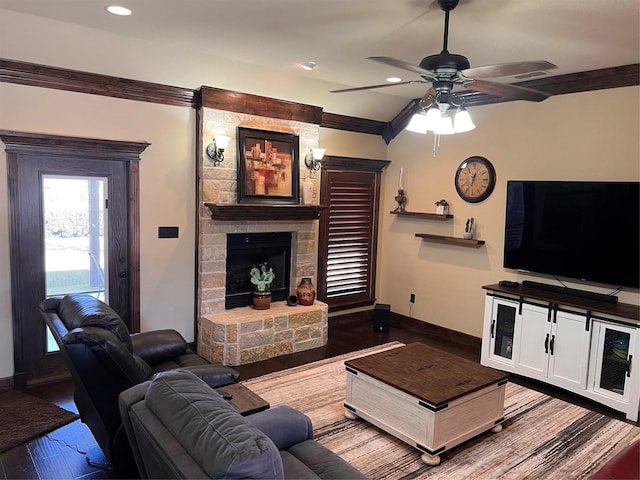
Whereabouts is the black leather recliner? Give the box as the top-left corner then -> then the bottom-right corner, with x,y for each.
39,293 -> 240,478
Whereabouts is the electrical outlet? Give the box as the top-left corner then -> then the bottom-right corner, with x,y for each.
410,293 -> 416,303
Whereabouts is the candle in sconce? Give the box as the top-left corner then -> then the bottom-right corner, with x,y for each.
399,168 -> 404,190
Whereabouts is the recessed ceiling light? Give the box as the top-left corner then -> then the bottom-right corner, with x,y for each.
386,77 -> 402,83
299,61 -> 317,71
105,5 -> 132,16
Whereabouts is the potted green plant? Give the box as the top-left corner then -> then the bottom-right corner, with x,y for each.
250,262 -> 275,310
435,199 -> 449,215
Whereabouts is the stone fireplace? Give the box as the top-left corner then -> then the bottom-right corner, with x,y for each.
195,106 -> 328,366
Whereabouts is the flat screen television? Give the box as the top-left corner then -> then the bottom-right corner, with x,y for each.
503,181 -> 639,289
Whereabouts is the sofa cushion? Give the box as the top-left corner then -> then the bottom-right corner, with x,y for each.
288,440 -> 367,479
145,370 -> 284,479
280,451 -> 322,479
59,293 -> 133,352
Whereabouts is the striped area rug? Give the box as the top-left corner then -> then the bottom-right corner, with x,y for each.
242,342 -> 640,479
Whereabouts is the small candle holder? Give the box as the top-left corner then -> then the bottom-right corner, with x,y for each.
393,189 -> 407,213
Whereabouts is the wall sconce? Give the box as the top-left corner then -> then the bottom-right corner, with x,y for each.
304,148 -> 325,171
206,134 -> 231,166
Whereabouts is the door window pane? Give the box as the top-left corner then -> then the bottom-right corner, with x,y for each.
42,175 -> 107,352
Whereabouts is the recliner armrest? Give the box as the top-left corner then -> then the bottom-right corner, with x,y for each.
130,330 -> 188,365
158,364 -> 239,387
246,405 -> 314,450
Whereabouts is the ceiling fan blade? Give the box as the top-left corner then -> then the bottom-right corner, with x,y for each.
463,61 -> 557,79
465,79 -> 550,102
330,80 -> 429,93
371,4 -> 436,49
367,56 -> 435,77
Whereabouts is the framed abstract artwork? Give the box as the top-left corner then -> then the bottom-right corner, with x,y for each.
237,128 -> 300,204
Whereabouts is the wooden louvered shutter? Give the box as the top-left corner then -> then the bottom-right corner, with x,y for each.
317,159 -> 386,310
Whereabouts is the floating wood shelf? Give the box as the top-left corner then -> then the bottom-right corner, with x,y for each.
205,203 -> 326,221
415,233 -> 486,248
390,210 -> 453,220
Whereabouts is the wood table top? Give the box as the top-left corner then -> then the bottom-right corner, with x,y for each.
219,383 -> 270,416
345,342 -> 509,407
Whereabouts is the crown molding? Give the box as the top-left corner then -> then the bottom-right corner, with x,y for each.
1,58 -> 637,144
0,58 -> 196,107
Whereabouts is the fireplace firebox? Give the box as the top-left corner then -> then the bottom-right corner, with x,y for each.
225,232 -> 292,309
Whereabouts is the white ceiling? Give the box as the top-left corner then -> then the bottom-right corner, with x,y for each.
1,0 -> 638,120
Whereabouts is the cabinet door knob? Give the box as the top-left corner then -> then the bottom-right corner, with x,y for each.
544,334 -> 549,354
549,335 -> 555,355
490,320 -> 495,338
627,355 -> 633,378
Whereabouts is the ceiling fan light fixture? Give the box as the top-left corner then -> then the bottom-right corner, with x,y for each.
434,115 -> 455,135
386,77 -> 402,83
405,111 -> 429,134
299,61 -> 317,71
424,105 -> 442,132
453,106 -> 475,133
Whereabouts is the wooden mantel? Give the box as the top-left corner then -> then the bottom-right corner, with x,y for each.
205,203 -> 326,221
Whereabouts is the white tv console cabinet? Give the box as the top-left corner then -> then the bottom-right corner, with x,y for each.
481,284 -> 640,422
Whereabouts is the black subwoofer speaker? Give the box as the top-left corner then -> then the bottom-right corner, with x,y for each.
373,303 -> 390,332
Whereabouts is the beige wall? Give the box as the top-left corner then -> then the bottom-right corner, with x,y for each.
0,82 -> 199,375
379,87 -> 640,338
0,9 -> 637,381
0,10 -> 388,380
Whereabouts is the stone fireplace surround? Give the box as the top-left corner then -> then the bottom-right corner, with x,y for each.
196,106 -> 326,365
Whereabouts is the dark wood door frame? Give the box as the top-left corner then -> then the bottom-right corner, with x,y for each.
0,131 -> 148,388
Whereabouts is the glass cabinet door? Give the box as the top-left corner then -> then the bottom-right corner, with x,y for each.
592,322 -> 634,400
490,300 -> 517,363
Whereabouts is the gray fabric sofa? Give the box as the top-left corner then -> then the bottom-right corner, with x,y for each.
119,369 -> 366,479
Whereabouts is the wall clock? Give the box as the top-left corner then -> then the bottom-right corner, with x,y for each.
454,156 -> 496,203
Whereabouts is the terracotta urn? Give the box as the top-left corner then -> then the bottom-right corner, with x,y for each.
297,277 -> 316,306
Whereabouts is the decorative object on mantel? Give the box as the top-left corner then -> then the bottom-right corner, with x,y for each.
205,133 -> 231,166
304,148 -> 325,172
250,262 -> 274,310
237,127 -> 300,205
464,217 -> 474,239
297,277 -> 316,306
435,199 -> 449,215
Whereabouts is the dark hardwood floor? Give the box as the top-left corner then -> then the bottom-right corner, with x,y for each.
1,311 -> 632,479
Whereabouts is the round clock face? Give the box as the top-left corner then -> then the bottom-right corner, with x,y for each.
454,156 -> 496,203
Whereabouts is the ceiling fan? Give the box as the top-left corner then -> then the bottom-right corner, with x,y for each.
331,0 -> 557,105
